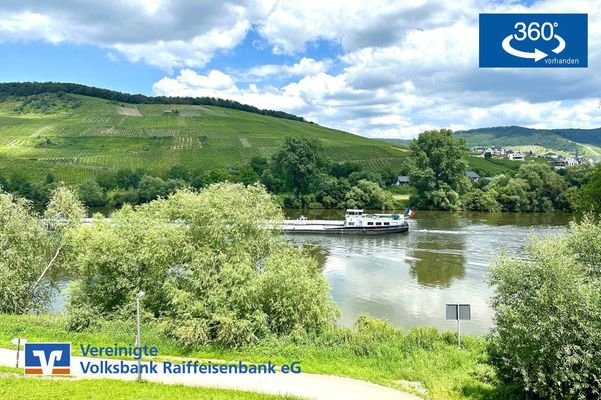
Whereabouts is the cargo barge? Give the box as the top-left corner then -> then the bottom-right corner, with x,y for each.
282,209 -> 409,235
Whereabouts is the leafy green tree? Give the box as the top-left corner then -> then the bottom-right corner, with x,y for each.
344,179 -> 394,210
45,183 -> 86,224
167,165 -> 191,182
488,216 -> 601,399
516,163 -> 567,210
0,191 -> 53,313
330,162 -> 361,179
348,170 -> 384,187
0,185 -> 83,314
66,183 -> 338,347
315,175 -> 349,208
205,168 -> 231,185
486,175 -> 530,211
271,137 -> 328,198
106,188 -> 139,207
228,164 -> 259,185
78,180 -> 106,207
462,188 -> 501,212
137,175 -> 164,202
575,165 -> 601,214
408,129 -> 468,210
249,156 -> 269,176
114,169 -> 143,189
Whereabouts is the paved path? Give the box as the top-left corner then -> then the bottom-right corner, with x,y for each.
0,348 -> 420,400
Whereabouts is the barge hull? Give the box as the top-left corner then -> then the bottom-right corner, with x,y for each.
283,224 -> 408,235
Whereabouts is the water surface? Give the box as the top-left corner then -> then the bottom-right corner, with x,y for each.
49,210 -> 572,336
285,210 -> 572,335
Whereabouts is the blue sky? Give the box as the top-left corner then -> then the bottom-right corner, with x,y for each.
0,0 -> 599,138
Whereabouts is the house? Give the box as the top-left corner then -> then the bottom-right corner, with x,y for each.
553,157 -> 578,168
544,152 -> 558,159
483,147 -> 494,158
493,147 -> 506,156
465,171 -> 480,181
396,175 -> 411,185
507,151 -> 525,161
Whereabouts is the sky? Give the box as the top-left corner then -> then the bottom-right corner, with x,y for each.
0,0 -> 599,139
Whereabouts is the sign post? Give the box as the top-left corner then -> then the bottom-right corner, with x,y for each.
446,304 -> 471,348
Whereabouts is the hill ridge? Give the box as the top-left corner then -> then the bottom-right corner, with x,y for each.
0,81 -> 307,123
455,125 -> 601,158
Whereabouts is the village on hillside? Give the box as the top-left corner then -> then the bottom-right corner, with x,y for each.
471,146 -> 595,168
395,145 -> 595,186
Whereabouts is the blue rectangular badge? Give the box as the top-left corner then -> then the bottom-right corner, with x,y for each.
479,14 -> 587,68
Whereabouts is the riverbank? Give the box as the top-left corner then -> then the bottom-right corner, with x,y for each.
0,314 -> 517,399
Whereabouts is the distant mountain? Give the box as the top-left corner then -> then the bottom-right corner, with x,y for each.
455,126 -> 601,156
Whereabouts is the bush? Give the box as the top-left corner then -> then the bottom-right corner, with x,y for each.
66,184 -> 339,348
462,188 -> 501,212
488,216 -> 601,399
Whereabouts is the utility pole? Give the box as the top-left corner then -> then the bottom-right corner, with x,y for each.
135,291 -> 145,381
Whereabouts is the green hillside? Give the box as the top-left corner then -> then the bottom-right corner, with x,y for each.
455,126 -> 601,159
0,92 -> 407,184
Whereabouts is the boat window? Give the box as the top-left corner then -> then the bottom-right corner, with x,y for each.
348,222 -> 355,226
384,222 -> 390,226
367,222 -> 373,226
375,222 -> 382,226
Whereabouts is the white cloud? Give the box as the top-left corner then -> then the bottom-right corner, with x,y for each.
112,20 -> 250,70
243,57 -> 331,79
1,0 -> 601,138
0,1 -> 263,70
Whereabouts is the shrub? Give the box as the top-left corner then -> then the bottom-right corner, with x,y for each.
66,183 -> 339,348
488,216 -> 601,399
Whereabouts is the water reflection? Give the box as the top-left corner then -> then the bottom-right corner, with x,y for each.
286,210 -> 571,335
405,213 -> 466,287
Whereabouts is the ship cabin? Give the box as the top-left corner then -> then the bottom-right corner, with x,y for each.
344,209 -> 405,228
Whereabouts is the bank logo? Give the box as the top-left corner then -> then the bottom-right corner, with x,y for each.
24,343 -> 71,375
479,13 -> 587,68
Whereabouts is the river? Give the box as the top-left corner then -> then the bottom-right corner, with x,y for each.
49,210 -> 572,336
284,210 -> 572,335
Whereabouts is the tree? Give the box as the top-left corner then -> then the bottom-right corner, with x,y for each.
0,185 -> 84,314
516,163 -> 567,211
114,168 -> 143,189
249,156 -> 269,176
138,175 -> 167,202
78,179 -> 106,207
344,179 -> 394,210
315,176 -> 349,208
45,183 -> 86,224
0,191 -> 53,313
348,170 -> 384,187
575,165 -> 601,214
66,183 -> 338,347
271,137 -> 328,198
462,188 -> 501,212
488,216 -> 601,399
330,162 -> 361,179
408,129 -> 468,210
167,165 -> 191,182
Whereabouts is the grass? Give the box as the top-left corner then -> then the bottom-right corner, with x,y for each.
0,314 -> 515,400
0,375 -> 300,400
0,94 -> 407,184
465,156 -> 520,177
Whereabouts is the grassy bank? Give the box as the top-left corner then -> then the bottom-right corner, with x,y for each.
0,366 -> 299,400
0,314 -> 515,400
